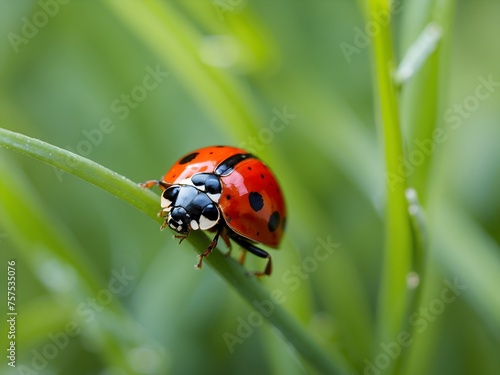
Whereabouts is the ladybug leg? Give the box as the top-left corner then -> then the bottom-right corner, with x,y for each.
220,227 -> 232,257
231,236 -> 272,276
174,232 -> 189,244
158,208 -> 169,227
238,250 -> 247,265
139,180 -> 170,190
195,230 -> 220,269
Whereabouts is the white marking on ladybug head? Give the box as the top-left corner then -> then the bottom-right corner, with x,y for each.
190,220 -> 199,230
199,213 -> 219,230
178,178 -> 196,187
160,195 -> 173,209
168,218 -> 184,232
207,192 -> 221,203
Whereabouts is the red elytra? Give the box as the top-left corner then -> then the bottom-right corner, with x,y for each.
140,145 -> 286,276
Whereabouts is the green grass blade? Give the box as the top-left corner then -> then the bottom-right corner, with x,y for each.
368,0 -> 413,360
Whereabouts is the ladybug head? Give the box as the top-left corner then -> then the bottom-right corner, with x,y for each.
168,206 -> 191,234
161,184 -> 221,234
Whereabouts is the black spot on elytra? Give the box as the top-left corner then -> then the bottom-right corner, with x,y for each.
247,166 -> 252,171
260,173 -> 265,179
226,195 -> 231,200
248,192 -> 264,212
179,152 -> 198,164
268,211 -> 280,232
214,153 -> 254,176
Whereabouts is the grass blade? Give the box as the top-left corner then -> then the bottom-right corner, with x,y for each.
368,0 -> 413,364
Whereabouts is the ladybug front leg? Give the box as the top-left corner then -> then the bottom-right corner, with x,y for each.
158,208 -> 170,230
138,180 -> 170,191
174,232 -> 189,243
195,230 -> 220,269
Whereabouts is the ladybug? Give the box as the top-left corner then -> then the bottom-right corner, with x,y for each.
140,145 -> 286,276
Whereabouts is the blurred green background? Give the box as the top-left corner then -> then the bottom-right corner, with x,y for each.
1,0 -> 500,374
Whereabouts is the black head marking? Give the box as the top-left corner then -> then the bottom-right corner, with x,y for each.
179,152 -> 198,165
201,204 -> 219,221
191,173 -> 222,194
268,211 -> 280,232
204,175 -> 221,194
174,185 -> 200,207
248,192 -> 264,212
162,186 -> 180,202
190,192 -> 214,211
